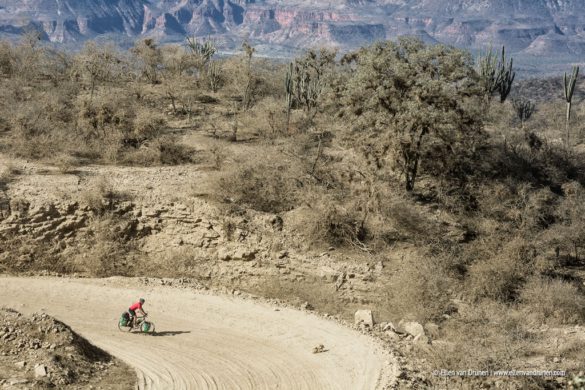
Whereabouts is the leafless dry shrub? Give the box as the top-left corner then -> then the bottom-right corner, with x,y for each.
75,90 -> 135,144
465,238 -> 536,302
122,132 -> 194,166
0,41 -> 14,76
221,56 -> 283,109
476,183 -> 558,233
69,216 -> 131,277
52,154 -> 78,174
157,137 -> 195,165
213,152 -> 302,213
0,234 -> 71,274
208,140 -> 228,170
79,176 -> 118,215
119,108 -> 192,166
118,145 -> 160,166
537,182 -> 585,264
309,201 -> 364,247
426,302 -> 540,388
240,96 -> 287,139
530,100 -> 585,144
520,276 -> 585,325
382,253 -> 455,323
137,248 -> 207,279
558,339 -> 585,362
132,109 -> 166,140
252,275 -> 356,321
6,97 -> 69,159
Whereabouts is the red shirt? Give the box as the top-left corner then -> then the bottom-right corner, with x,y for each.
129,302 -> 143,311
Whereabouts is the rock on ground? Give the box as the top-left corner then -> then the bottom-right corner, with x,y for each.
355,310 -> 375,327
397,320 -> 425,338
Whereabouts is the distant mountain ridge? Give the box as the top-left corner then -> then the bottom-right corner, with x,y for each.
1,0 -> 584,71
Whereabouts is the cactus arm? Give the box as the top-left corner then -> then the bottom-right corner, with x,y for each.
564,66 -> 579,147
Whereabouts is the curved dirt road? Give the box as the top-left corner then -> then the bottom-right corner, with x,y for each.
1,277 -> 396,389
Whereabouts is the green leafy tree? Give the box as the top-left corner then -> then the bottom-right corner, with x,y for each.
340,38 -> 485,191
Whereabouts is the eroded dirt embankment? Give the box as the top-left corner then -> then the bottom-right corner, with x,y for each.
0,307 -> 135,389
0,157 -> 394,319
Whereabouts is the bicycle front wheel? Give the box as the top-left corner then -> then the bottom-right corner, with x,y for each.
141,321 -> 155,334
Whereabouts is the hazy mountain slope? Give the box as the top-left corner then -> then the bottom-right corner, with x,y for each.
0,0 -> 146,41
1,0 -> 584,69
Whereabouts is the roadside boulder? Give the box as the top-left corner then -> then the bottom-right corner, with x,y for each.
354,310 -> 374,328
217,248 -> 232,261
397,320 -> 425,338
34,364 -> 48,378
413,333 -> 431,346
232,248 -> 257,261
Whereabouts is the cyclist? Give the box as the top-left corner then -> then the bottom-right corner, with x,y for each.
128,298 -> 147,328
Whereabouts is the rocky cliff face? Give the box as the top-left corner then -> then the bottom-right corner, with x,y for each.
0,0 -> 584,68
0,0 -> 146,42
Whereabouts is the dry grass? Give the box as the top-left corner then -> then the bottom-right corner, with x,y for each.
466,253 -> 526,302
207,140 -> 229,170
382,253 -> 456,323
251,276 -> 359,321
80,176 -> 118,214
423,302 -> 555,389
67,215 -> 135,277
0,162 -> 19,189
52,154 -> 79,174
212,151 -> 302,213
520,277 -> 585,325
137,248 -> 209,280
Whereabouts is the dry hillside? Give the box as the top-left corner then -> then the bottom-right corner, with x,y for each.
0,35 -> 585,388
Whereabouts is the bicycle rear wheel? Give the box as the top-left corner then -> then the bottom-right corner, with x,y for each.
118,320 -> 132,332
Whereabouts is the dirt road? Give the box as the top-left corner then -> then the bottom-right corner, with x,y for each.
1,277 -> 396,389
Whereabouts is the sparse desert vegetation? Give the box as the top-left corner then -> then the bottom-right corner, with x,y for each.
1,33 -> 585,388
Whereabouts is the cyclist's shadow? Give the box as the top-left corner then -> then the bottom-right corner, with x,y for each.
150,331 -> 191,337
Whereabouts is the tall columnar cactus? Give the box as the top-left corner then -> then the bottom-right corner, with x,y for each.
477,45 -> 515,103
288,62 -> 322,114
497,46 -> 515,103
564,65 -> 579,147
285,62 -> 294,132
284,49 -> 334,125
511,97 -> 536,129
241,41 -> 256,111
207,61 -> 222,93
478,46 -> 500,99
